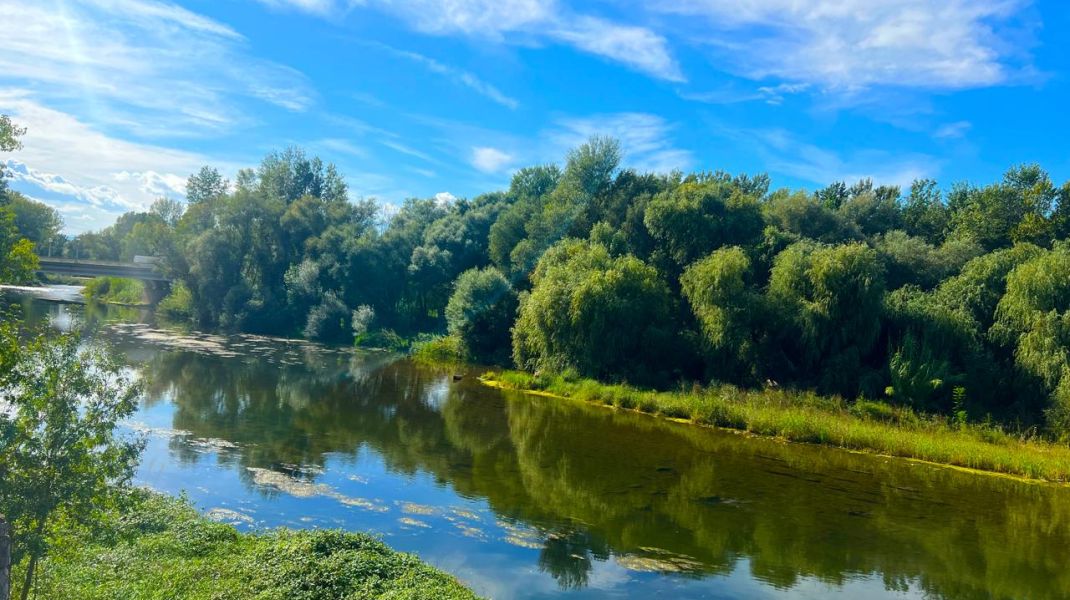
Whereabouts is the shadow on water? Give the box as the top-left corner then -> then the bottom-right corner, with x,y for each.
5,288 -> 1070,599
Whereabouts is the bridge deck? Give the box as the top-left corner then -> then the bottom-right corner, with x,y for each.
37,258 -> 171,282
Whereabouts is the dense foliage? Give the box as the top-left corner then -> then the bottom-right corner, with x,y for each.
0,328 -> 143,600
32,131 -> 1070,439
18,491 -> 478,600
0,116 -> 48,283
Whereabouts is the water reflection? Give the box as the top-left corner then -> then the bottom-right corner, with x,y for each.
133,346 -> 1070,600
5,290 -> 1070,599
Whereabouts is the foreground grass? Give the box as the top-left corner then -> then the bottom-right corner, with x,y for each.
20,491 -> 478,600
483,370 -> 1070,483
82,276 -> 147,306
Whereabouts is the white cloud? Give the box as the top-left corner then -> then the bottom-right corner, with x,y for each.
0,93 -> 213,233
434,191 -> 457,205
549,16 -> 684,82
470,147 -> 514,173
266,0 -> 683,81
659,0 -> 1033,91
0,0 -> 314,134
550,113 -> 693,173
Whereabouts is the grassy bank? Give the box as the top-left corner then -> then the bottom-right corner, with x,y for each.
483,370 -> 1070,483
82,276 -> 147,306
16,491 -> 478,600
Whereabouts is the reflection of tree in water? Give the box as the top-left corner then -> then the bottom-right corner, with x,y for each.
538,528 -> 610,590
140,347 -> 1070,599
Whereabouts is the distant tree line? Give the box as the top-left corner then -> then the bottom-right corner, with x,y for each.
12,122 -> 1070,438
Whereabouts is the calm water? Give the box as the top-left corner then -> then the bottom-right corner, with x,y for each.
4,286 -> 1070,599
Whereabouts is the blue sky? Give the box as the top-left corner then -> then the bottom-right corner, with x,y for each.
1,0 -> 1068,233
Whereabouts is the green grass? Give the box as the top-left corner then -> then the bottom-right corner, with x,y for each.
17,491 -> 478,600
484,370 -> 1070,483
82,276 -> 146,306
410,335 -> 465,365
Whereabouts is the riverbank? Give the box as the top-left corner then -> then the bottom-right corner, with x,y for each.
14,491 -> 478,600
482,371 -> 1070,483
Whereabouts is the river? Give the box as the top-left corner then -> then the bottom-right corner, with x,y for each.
3,286 -> 1070,599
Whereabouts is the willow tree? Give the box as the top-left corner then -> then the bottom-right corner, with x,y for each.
512,240 -> 674,384
680,246 -> 765,383
767,241 -> 886,396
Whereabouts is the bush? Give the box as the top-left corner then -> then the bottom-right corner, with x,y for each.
411,335 -> 464,363
23,491 -> 478,600
445,267 -> 517,363
157,281 -> 194,319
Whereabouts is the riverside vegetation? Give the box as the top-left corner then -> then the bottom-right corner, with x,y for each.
7,112 -> 1070,477
22,491 -> 476,600
0,320 -> 477,599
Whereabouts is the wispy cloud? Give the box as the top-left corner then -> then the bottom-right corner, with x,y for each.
934,121 -> 973,140
659,0 -> 1035,91
369,43 -> 519,109
682,82 -> 810,105
262,0 -> 683,81
0,0 -> 314,135
715,125 -> 937,187
549,113 -> 693,173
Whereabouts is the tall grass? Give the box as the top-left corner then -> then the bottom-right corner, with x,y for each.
484,370 -> 1070,483
81,276 -> 146,305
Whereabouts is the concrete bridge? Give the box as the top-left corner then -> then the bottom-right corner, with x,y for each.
37,257 -> 172,304
37,257 -> 171,282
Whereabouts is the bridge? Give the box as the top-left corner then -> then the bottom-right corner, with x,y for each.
37,257 -> 171,282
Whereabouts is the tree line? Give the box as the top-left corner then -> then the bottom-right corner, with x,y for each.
7,119 -> 1070,438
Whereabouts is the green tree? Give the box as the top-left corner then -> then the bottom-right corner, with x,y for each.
680,246 -> 765,382
762,189 -> 856,243
767,242 -> 886,395
3,193 -> 62,252
992,244 -> 1070,436
185,166 -> 229,205
0,332 -> 142,600
446,267 -> 517,362
0,114 -> 25,189
0,209 -> 38,284
513,240 -> 674,383
643,180 -> 764,268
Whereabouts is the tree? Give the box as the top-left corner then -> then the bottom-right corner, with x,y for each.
446,267 -> 517,362
767,242 -> 886,395
512,240 -> 675,383
0,210 -> 37,284
992,244 -> 1070,437
0,115 -> 25,190
185,166 -> 228,204
4,193 -> 62,252
762,189 -> 856,243
680,246 -> 765,382
0,331 -> 142,600
902,178 -> 950,243
643,180 -> 764,268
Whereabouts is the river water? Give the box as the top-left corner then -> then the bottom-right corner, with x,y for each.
4,286 -> 1070,599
